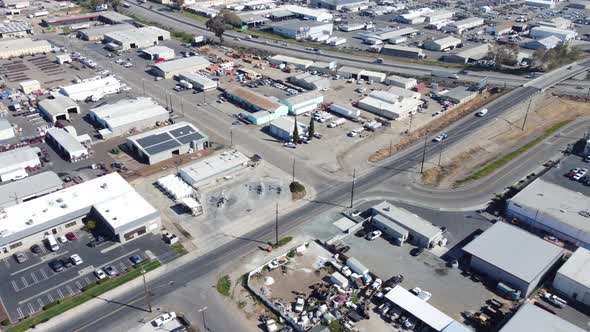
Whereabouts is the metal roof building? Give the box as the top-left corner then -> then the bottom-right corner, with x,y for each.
440,86 -> 478,105
422,36 -> 462,52
268,55 -> 314,69
177,72 -> 217,91
463,222 -> 564,296
0,21 -> 32,39
179,150 -> 250,188
381,45 -> 425,59
499,302 -> 585,332
0,118 -> 14,141
38,95 -> 80,123
507,179 -> 590,249
371,201 -> 445,248
0,171 -> 63,208
0,38 -> 51,59
77,23 -> 134,41
553,247 -> 590,306
529,26 -> 577,41
126,122 -> 209,165
268,116 -> 308,141
522,35 -> 561,50
104,26 -> 170,51
443,43 -> 491,64
151,56 -> 211,79
225,87 -> 289,124
0,146 -> 41,182
0,172 -> 160,258
46,128 -> 88,163
385,75 -> 417,89
59,76 -> 121,101
89,97 -> 169,138
141,45 -> 175,61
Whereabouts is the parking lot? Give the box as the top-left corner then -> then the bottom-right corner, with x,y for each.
0,232 -> 175,321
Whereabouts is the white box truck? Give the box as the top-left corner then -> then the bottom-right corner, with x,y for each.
328,118 -> 346,128
346,257 -> 369,275
330,104 -> 360,120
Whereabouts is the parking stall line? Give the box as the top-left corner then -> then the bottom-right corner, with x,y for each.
66,285 -> 74,296
47,294 -> 53,303
27,303 -> 34,315
20,276 -> 28,288
3,258 -> 10,268
119,262 -> 126,271
57,289 -> 64,299
37,298 -> 44,309
16,307 -> 23,320
75,281 -> 82,290
11,280 -> 19,292
31,272 -> 38,284
84,276 -> 91,284
40,268 -> 48,279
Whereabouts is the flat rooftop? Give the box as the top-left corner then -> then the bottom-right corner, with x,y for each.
499,302 -> 585,332
0,146 -> 40,170
270,54 -> 314,67
0,173 -> 132,241
509,179 -> 590,236
47,128 -> 87,155
179,150 -> 249,185
371,201 -> 442,239
127,121 -> 207,156
556,247 -> 590,290
152,56 -> 211,73
226,87 -> 284,112
90,97 -> 168,129
0,171 -> 62,208
93,190 -> 158,230
463,222 -> 563,283
385,285 -> 453,331
39,95 -> 78,116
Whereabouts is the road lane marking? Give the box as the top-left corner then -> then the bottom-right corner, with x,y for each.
3,258 -> 10,268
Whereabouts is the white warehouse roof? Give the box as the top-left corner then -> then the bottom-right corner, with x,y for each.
500,302 -> 586,332
555,247 -> 590,290
152,56 -> 211,73
59,76 -> 120,99
90,97 -> 168,130
385,285 -> 453,331
179,150 -> 249,187
0,146 -> 40,175
46,128 -> 87,156
463,222 -> 563,283
371,201 -> 442,239
93,190 -> 157,232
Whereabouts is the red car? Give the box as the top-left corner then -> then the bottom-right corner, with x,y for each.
65,232 -> 77,241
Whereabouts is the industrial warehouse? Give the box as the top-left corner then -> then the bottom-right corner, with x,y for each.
38,95 -> 80,123
103,26 -> 171,51
224,86 -> 289,125
0,172 -> 160,259
126,121 -> 209,165
59,76 -> 121,101
151,56 -> 211,79
0,38 -> 51,59
89,97 -> 169,138
0,146 -> 41,182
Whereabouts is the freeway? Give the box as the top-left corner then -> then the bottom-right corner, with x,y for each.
121,1 -> 531,86
40,51 -> 590,331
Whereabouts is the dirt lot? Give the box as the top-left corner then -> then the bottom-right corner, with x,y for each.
420,95 -> 590,188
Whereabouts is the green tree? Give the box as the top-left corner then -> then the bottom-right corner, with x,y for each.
328,320 -> 343,332
292,116 -> 300,143
221,9 -> 242,27
206,15 -> 225,43
308,116 -> 315,140
108,0 -> 121,10
176,0 -> 185,11
86,220 -> 96,230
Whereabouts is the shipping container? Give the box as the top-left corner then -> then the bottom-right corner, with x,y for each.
329,104 -> 360,120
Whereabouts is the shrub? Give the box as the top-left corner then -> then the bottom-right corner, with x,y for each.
217,275 -> 231,297
289,181 -> 305,193
1,319 -> 10,326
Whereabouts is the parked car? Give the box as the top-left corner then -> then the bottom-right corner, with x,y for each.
366,230 -> 382,241
94,269 -> 107,280
104,265 -> 118,276
30,244 -> 42,254
350,210 -> 361,217
294,297 -> 305,313
66,232 -> 77,241
151,312 -> 177,327
475,108 -> 488,117
355,228 -> 369,238
130,255 -> 143,265
410,247 -> 424,256
49,260 -> 65,272
70,254 -> 83,265
14,251 -> 27,263
57,235 -> 68,243
61,258 -> 74,268
543,292 -> 567,308
264,318 -> 278,332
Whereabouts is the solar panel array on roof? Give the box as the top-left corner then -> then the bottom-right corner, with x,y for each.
128,122 -> 208,158
145,139 -> 181,155
136,133 -> 173,149
169,125 -> 195,138
177,132 -> 204,145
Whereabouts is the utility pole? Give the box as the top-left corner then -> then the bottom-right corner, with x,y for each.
438,141 -> 444,166
230,129 -> 233,147
198,307 -> 208,331
180,97 -> 184,116
350,168 -> 356,209
141,268 -> 152,313
522,98 -> 532,131
408,113 -> 414,134
292,158 -> 295,183
585,87 -> 590,103
275,202 -> 279,245
420,132 -> 428,174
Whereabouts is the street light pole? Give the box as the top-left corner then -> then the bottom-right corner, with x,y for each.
521,98 -> 532,131
141,268 -> 152,313
198,306 -> 208,331
275,202 -> 279,246
420,131 -> 428,174
438,141 -> 444,166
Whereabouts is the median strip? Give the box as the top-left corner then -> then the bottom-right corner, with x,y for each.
455,120 -> 572,186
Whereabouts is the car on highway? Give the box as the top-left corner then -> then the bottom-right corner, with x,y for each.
104,265 -> 118,276
66,232 -> 77,241
432,133 -> 448,142
71,254 -> 83,265
49,260 -> 65,272
366,230 -> 382,241
476,108 -> 488,117
130,255 -> 143,265
95,269 -> 107,280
